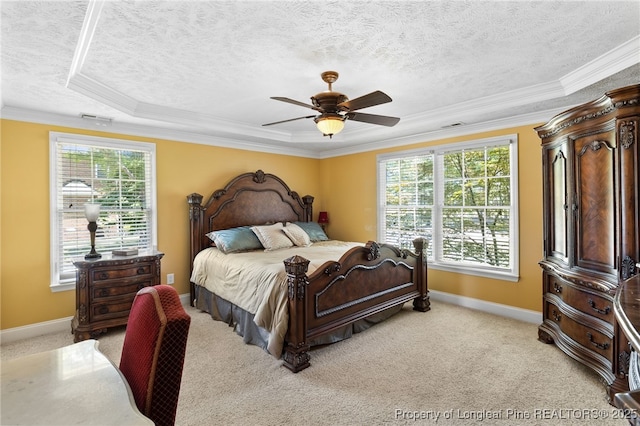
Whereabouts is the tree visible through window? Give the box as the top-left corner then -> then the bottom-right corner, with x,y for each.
49,133 -> 157,289
441,146 -> 511,267
378,135 -> 518,280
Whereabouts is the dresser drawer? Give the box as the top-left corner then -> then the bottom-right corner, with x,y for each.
545,297 -> 613,360
545,275 -> 614,323
91,278 -> 154,300
90,297 -> 137,322
91,264 -> 152,282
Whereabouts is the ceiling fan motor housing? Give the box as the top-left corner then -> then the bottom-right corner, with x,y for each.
311,91 -> 349,114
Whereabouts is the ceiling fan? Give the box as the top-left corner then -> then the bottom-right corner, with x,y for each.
262,71 -> 400,138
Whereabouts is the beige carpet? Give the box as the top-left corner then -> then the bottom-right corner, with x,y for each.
1,302 -> 628,425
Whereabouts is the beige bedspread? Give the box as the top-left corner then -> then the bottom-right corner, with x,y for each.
190,240 -> 362,357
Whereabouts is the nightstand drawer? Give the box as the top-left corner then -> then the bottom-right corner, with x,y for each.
92,279 -> 154,300
91,265 -> 152,282
91,298 -> 137,322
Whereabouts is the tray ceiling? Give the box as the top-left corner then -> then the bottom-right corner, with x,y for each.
2,0 -> 639,157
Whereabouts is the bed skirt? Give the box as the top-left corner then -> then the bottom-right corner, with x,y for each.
193,284 -> 403,357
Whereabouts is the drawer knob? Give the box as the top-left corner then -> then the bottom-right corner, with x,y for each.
587,332 -> 610,350
137,267 -> 145,275
552,309 -> 561,321
553,283 -> 562,293
97,306 -> 109,315
588,299 -> 611,315
98,272 -> 109,280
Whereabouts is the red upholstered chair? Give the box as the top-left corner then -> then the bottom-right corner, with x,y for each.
119,285 -> 191,426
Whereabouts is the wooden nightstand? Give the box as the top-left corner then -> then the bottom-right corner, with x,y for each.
71,251 -> 164,342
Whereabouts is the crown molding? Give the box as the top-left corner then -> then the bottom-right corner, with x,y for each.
67,0 -> 104,83
2,104 -> 572,160
380,80 -> 564,141
316,106 -> 573,159
0,106 -> 322,158
561,35 -> 640,95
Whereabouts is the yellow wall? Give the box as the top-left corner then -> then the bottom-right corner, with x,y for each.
0,119 -> 321,329
1,118 -> 543,330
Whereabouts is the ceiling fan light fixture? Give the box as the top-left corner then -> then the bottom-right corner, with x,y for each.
315,114 -> 345,138
264,71 -> 398,136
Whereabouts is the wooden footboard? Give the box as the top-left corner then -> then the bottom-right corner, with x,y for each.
282,238 -> 429,372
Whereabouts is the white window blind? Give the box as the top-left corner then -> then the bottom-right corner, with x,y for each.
378,135 -> 519,281
49,133 -> 157,290
378,153 -> 434,259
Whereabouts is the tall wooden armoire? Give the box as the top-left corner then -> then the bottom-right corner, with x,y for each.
535,84 -> 639,401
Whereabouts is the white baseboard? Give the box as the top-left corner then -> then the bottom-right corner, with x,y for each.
429,290 -> 542,324
0,316 -> 75,345
0,292 -> 192,345
1,291 -> 539,345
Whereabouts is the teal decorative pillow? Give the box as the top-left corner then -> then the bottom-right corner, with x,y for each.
293,221 -> 329,242
206,226 -> 263,254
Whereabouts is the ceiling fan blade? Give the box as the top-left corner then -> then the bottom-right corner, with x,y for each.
346,112 -> 400,127
338,90 -> 392,111
271,97 -> 322,112
262,115 -> 316,126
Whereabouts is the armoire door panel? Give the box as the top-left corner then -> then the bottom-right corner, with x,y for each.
546,145 -> 569,264
574,134 -> 617,276
618,118 -> 640,278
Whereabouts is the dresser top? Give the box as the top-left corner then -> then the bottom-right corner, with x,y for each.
73,250 -> 164,267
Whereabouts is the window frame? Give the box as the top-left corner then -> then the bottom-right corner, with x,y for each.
377,134 -> 519,281
49,132 -> 158,292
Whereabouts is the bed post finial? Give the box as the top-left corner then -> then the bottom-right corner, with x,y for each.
187,193 -> 203,216
187,193 -> 204,306
253,170 -> 266,183
283,255 -> 311,372
412,237 -> 430,312
302,195 -> 314,222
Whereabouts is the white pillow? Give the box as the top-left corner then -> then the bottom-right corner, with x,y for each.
282,222 -> 311,247
251,223 -> 294,251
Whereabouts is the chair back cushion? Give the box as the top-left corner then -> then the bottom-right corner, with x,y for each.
120,285 -> 190,426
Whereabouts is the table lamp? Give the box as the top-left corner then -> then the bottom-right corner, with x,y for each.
318,211 -> 329,231
84,203 -> 102,259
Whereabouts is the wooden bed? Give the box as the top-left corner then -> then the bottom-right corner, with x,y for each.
187,170 -> 430,372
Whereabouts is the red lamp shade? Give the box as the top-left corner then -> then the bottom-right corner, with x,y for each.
318,211 -> 329,224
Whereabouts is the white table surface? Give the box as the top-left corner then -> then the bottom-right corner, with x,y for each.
1,339 -> 152,425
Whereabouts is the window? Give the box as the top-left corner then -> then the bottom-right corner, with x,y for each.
377,135 -> 519,281
49,132 -> 157,291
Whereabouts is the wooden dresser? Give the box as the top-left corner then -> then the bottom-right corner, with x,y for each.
71,251 -> 164,342
535,84 -> 639,401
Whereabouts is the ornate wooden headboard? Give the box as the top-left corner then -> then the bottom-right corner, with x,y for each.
187,169 -> 314,274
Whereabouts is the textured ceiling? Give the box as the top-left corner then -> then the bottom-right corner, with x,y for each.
2,0 -> 639,157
